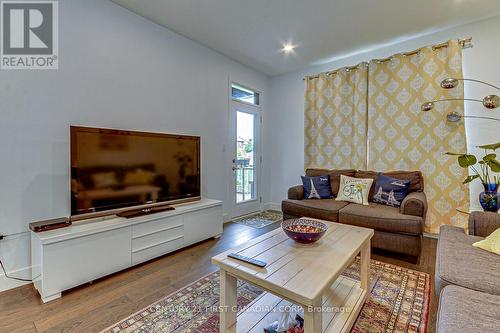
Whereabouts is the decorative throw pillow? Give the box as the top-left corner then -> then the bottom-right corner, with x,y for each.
335,175 -> 373,205
473,228 -> 500,255
124,169 -> 156,186
372,174 -> 411,208
301,175 -> 333,199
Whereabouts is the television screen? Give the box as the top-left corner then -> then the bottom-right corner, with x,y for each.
70,126 -> 200,216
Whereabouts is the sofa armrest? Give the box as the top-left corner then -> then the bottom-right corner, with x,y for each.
288,185 -> 304,200
400,191 -> 427,218
468,211 -> 500,237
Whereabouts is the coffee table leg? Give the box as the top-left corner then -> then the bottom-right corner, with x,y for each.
303,298 -> 322,333
220,270 -> 237,332
360,240 -> 371,290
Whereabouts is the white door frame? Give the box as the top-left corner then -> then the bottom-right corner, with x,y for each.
228,92 -> 262,219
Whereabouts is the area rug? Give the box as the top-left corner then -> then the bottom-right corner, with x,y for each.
233,210 -> 282,229
101,259 -> 430,333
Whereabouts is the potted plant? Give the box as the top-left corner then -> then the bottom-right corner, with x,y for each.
446,142 -> 500,212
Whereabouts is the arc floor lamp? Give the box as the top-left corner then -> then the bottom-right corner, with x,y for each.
421,78 -> 500,122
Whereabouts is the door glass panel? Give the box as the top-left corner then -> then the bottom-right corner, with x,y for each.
235,111 -> 256,203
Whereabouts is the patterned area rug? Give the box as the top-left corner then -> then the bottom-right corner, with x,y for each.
101,259 -> 430,333
233,210 -> 283,229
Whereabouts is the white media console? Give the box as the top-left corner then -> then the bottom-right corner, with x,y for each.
31,198 -> 223,303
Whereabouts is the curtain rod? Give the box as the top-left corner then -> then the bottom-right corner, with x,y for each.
303,37 -> 472,81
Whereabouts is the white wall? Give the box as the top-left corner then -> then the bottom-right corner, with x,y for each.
268,15 -> 500,211
0,0 -> 270,292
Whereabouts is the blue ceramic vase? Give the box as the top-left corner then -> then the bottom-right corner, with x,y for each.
479,183 -> 499,213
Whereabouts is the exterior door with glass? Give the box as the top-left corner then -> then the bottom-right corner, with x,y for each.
230,100 -> 261,218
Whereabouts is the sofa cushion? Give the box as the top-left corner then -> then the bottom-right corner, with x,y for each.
306,169 -> 355,197
436,225 -> 500,296
355,170 -> 424,201
338,202 -> 423,235
437,285 -> 500,333
281,199 -> 350,222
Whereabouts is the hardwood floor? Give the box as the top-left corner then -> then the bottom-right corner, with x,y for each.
0,222 -> 438,333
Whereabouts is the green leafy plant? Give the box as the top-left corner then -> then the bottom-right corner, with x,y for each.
244,139 -> 253,153
446,142 -> 500,186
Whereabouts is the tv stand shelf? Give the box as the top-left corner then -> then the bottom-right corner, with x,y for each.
31,198 -> 223,303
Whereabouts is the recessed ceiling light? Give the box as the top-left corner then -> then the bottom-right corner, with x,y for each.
282,43 -> 295,53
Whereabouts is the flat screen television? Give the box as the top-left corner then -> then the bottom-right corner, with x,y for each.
70,126 -> 201,218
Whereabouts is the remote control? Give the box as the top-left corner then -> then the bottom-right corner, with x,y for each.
228,253 -> 267,267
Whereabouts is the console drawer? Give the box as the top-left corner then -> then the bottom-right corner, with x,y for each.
132,215 -> 183,239
132,224 -> 184,252
132,235 -> 184,265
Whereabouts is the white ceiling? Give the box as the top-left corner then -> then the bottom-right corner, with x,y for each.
111,0 -> 500,76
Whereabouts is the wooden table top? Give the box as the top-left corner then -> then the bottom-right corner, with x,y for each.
212,221 -> 373,306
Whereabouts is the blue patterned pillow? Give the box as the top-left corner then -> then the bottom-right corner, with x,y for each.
301,175 -> 333,199
372,174 -> 411,208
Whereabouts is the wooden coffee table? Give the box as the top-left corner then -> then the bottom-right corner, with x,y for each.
212,220 -> 374,333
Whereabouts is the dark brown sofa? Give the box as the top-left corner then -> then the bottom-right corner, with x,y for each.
282,169 -> 427,260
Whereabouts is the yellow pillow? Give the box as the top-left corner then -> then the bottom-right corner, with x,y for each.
473,227 -> 500,255
124,170 -> 155,186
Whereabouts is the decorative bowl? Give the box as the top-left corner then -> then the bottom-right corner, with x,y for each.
282,219 -> 328,244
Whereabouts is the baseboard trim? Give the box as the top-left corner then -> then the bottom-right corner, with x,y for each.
423,232 -> 438,239
264,202 -> 280,211
0,265 -> 32,293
